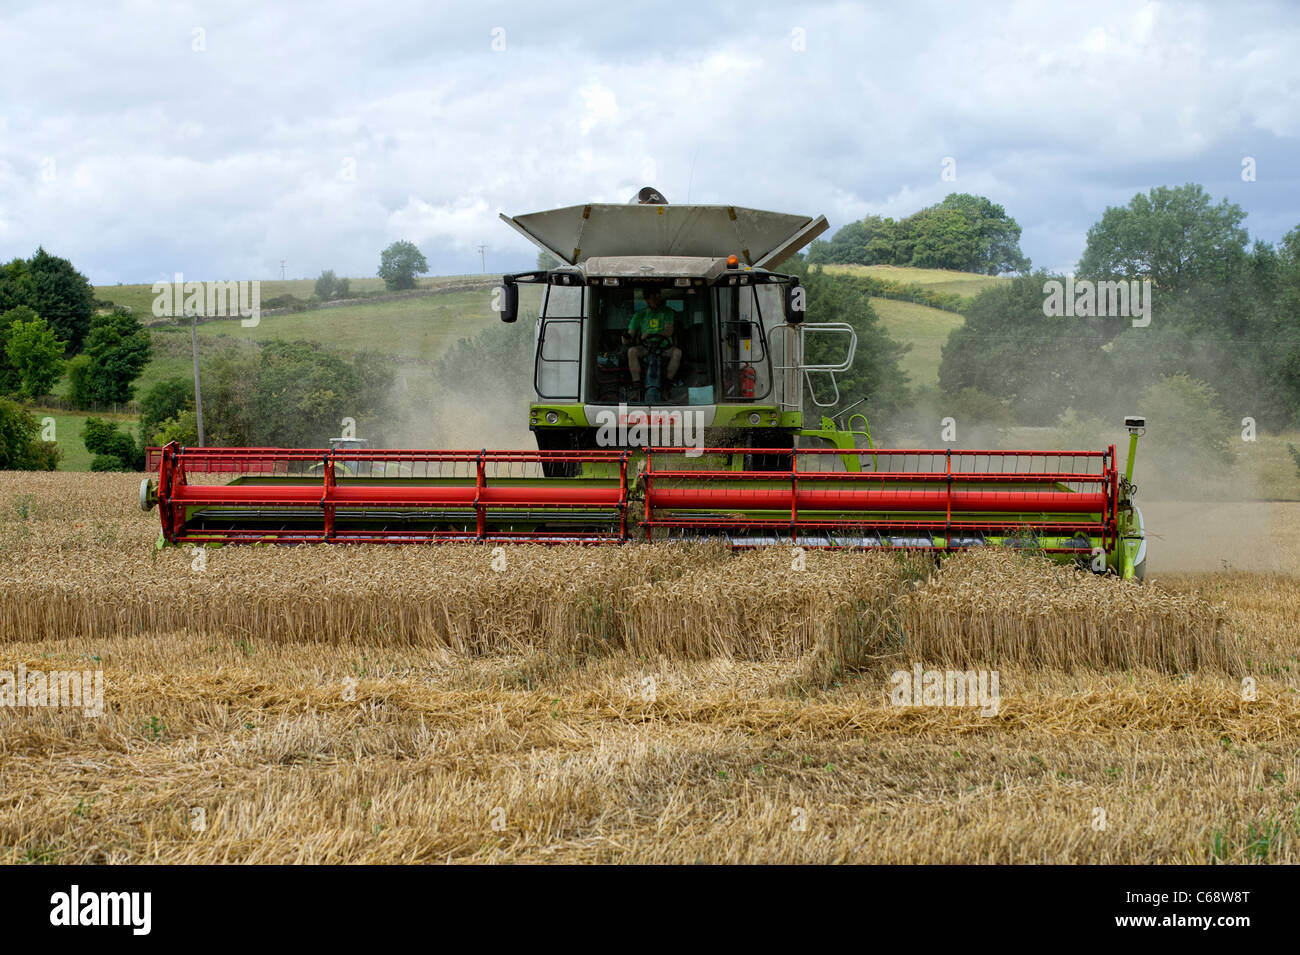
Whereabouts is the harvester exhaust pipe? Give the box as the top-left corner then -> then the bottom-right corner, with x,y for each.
1123,415 -> 1145,483
1120,415 -> 1147,582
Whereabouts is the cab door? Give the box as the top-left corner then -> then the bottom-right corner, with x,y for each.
534,280 -> 585,400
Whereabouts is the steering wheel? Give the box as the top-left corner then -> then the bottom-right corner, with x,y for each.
639,332 -> 673,354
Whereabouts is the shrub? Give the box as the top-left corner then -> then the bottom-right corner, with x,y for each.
138,377 -> 193,443
82,417 -> 143,470
0,398 -> 60,470
152,409 -> 200,446
90,454 -> 127,472
262,294 -> 309,312
314,270 -> 337,301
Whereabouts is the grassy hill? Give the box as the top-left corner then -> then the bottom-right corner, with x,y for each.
89,281 -> 547,402
822,263 -> 1009,298
134,290 -> 494,395
817,263 -> 1009,388
26,408 -> 139,471
870,299 -> 963,389
94,274 -> 488,317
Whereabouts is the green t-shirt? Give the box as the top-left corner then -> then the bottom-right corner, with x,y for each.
627,305 -> 675,338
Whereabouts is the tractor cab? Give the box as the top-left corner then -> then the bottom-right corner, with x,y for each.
327,436 -> 371,476
329,437 -> 370,451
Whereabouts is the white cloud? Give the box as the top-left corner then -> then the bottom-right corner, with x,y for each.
0,0 -> 1296,283
578,80 -> 619,134
386,196 -> 492,250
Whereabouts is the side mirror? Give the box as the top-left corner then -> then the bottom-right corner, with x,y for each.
498,281 -> 519,324
784,280 -> 805,325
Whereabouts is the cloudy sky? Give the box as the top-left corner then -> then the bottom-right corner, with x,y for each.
1,0 -> 1297,284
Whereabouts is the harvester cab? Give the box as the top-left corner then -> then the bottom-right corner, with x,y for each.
498,188 -> 863,466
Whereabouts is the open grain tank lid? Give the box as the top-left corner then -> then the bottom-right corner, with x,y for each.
500,200 -> 828,269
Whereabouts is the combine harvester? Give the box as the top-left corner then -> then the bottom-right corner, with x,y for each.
139,188 -> 1148,579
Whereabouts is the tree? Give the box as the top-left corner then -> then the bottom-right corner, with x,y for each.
431,319 -> 534,406
151,409 -> 200,447
807,216 -> 901,266
199,344 -> 260,446
82,417 -> 143,470
904,195 -> 1030,274
334,277 -> 350,299
138,377 -> 194,445
1078,184 -> 1249,293
314,269 -> 338,300
1139,374 -> 1232,465
0,258 -> 36,315
0,398 -> 60,470
252,341 -> 364,445
378,240 -> 428,291
805,196 -> 1029,274
0,315 -> 20,396
938,194 -> 1030,274
28,247 -> 96,353
938,272 -> 1116,425
1078,185 -> 1297,427
199,340 -> 393,447
4,307 -> 66,399
83,309 -> 153,404
65,354 -> 93,407
1271,226 -> 1300,426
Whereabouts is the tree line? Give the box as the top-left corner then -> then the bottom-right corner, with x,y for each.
939,184 -> 1300,435
0,248 -> 153,469
807,193 -> 1031,275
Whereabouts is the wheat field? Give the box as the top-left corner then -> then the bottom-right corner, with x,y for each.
0,472 -> 1297,864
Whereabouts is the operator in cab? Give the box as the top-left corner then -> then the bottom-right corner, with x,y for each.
623,286 -> 682,397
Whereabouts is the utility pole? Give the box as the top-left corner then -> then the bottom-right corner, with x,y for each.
476,245 -> 486,273
186,307 -> 206,447
280,259 -> 287,281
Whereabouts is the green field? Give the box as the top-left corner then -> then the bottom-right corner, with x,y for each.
816,263 -> 1006,387
93,274 -> 490,317
105,284 -> 546,401
185,288 -> 498,358
872,298 -> 963,388
26,408 -> 139,471
822,263 -> 1010,298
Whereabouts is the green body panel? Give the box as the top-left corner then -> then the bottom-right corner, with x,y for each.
528,404 -> 590,428
710,405 -> 781,428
